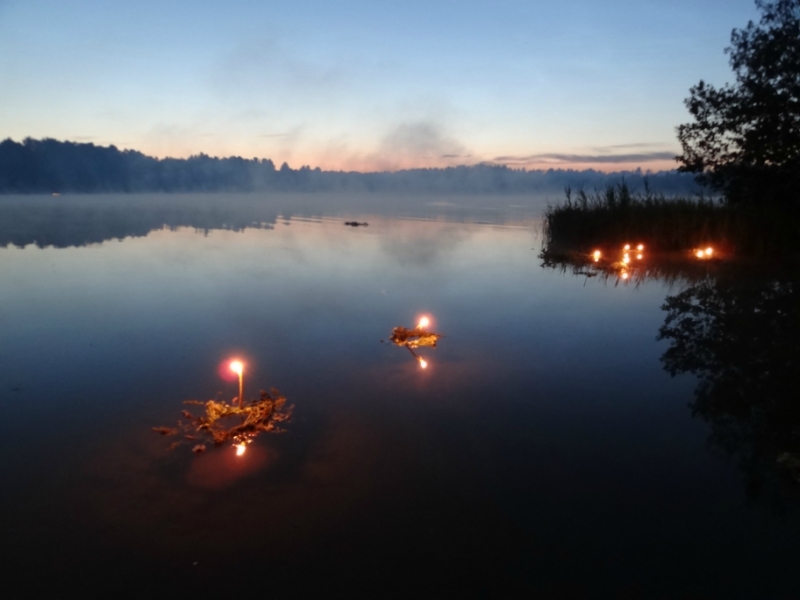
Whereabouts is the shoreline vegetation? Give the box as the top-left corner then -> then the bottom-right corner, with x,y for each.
542,183 -> 799,256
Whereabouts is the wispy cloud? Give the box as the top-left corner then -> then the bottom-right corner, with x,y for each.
327,121 -> 474,171
590,142 -> 670,152
492,151 -> 677,167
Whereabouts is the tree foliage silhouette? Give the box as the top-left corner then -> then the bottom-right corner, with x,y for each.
677,0 -> 800,206
658,272 -> 800,506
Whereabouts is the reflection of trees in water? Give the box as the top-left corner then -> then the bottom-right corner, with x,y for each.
658,272 -> 800,505
0,200 -> 279,248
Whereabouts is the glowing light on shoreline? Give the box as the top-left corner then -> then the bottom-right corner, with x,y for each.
593,250 -> 601,262
621,272 -> 629,279
419,358 -> 428,369
235,444 -> 246,456
418,316 -> 430,330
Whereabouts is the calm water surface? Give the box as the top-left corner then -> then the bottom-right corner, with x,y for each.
0,194 -> 798,597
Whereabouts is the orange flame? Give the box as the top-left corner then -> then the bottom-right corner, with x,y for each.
418,316 -> 430,329
235,444 -> 246,456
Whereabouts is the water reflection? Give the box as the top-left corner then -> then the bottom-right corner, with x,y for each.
548,248 -> 800,505
4,198 -> 800,595
0,193 -> 544,248
658,271 -> 800,506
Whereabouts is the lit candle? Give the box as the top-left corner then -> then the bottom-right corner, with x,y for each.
230,360 -> 244,408
696,250 -> 705,259
637,244 -> 644,251
624,244 -> 630,251
418,316 -> 430,330
593,250 -> 601,262
419,358 -> 428,369
235,443 -> 246,456
705,247 -> 713,256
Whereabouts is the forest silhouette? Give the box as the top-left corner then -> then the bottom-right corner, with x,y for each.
0,137 -> 697,195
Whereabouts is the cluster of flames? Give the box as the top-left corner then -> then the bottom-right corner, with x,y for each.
695,247 -> 714,259
589,243 -> 716,279
591,243 -> 645,280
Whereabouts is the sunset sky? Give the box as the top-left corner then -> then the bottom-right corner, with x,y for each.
0,0 -> 759,172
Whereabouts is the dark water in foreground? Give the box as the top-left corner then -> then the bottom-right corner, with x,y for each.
1,194 -> 798,598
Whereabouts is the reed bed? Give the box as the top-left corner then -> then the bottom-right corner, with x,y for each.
542,183 -> 799,258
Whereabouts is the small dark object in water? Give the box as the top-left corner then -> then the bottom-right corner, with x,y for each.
10,387 -> 20,392
344,221 -> 369,227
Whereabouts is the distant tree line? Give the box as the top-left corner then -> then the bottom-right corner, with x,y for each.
0,138 -> 699,195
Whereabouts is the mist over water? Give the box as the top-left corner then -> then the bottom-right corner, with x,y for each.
1,194 -> 798,596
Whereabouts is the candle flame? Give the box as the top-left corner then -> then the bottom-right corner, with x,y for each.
593,250 -> 601,261
637,244 -> 644,251
624,244 -> 630,251
621,272 -> 629,280
230,360 -> 243,376
705,247 -> 713,256
623,254 -> 630,264
235,443 -> 246,456
636,253 -> 642,260
418,316 -> 430,329
419,358 -> 428,369
696,250 -> 705,258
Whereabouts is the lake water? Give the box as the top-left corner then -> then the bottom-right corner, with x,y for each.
1,194 -> 798,597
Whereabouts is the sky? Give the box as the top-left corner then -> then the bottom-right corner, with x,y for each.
0,0 -> 761,172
